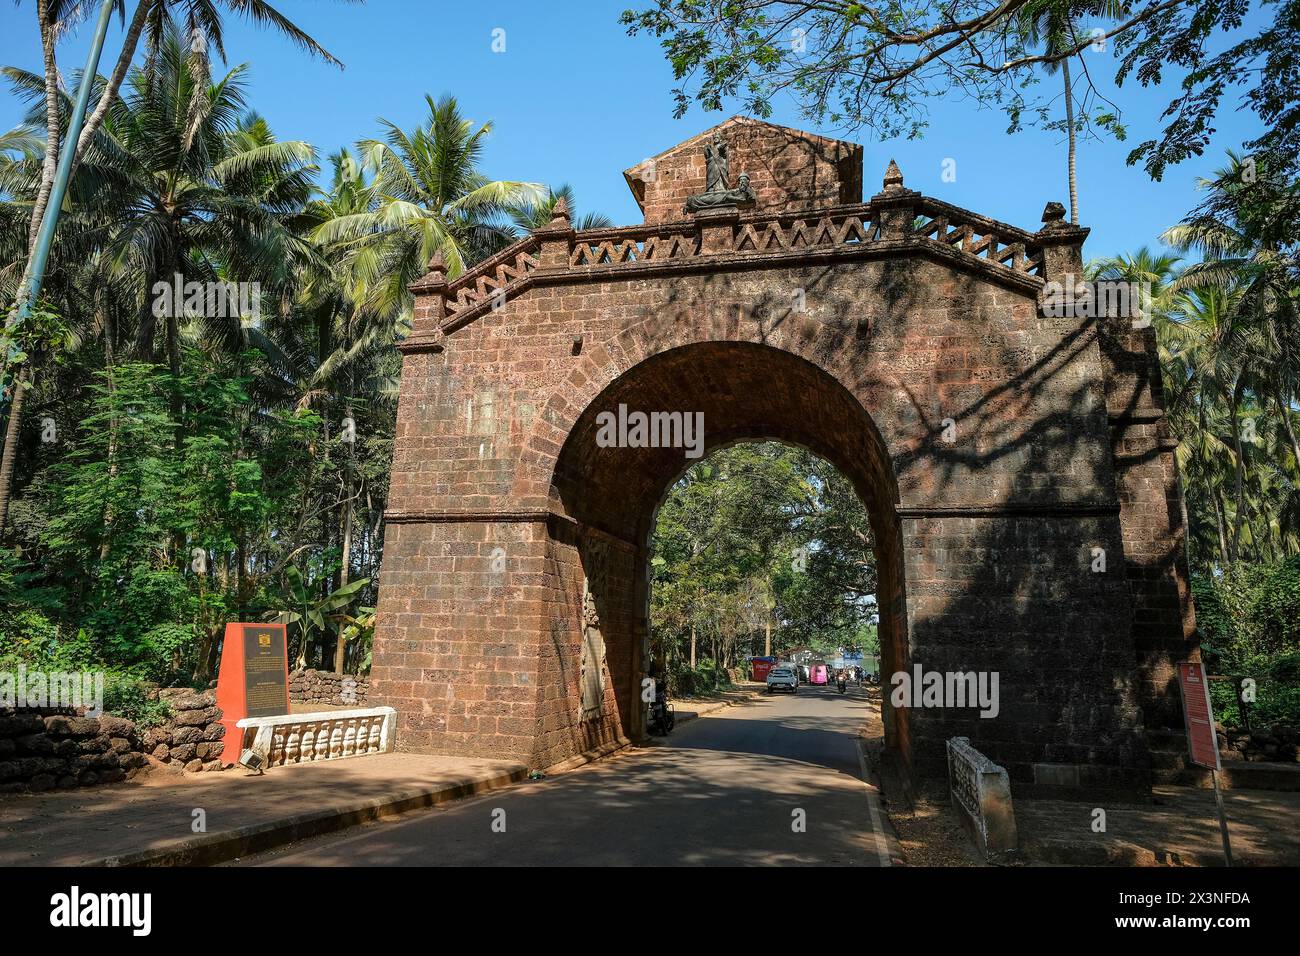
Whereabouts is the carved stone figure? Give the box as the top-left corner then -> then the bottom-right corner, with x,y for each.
686,131 -> 756,212
704,131 -> 729,192
579,578 -> 606,721
686,173 -> 756,212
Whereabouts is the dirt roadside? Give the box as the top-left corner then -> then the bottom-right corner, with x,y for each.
857,685 -> 980,867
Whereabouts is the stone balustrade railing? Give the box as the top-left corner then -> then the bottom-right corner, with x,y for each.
569,223 -> 700,267
409,185 -> 1075,346
236,706 -> 396,767
946,735 -> 1019,860
729,206 -> 875,253
911,196 -> 1044,276
444,241 -> 541,317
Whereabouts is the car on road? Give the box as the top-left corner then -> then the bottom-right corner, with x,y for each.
766,666 -> 798,694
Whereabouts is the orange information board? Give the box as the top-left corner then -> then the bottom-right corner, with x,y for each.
1177,661 -> 1221,771
216,622 -> 290,764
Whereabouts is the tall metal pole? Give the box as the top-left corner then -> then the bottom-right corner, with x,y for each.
0,0 -> 117,398
1211,769 -> 1235,867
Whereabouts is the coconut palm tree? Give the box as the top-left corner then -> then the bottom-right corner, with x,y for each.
12,0 -> 346,257
1010,0 -> 1129,225
282,149 -> 403,671
99,46 -> 315,371
0,0 -> 350,451
312,94 -> 544,324
1168,288 -> 1253,562
1164,151 -> 1300,468
508,184 -> 613,233
1090,244 -> 1181,330
0,126 -> 43,297
0,25 -> 318,529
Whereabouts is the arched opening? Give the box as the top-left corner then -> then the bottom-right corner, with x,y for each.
547,341 -> 912,771
646,439 -> 881,701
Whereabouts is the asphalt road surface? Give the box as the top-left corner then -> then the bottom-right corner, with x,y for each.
237,683 -> 893,866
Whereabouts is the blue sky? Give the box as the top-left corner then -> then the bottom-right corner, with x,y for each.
0,0 -> 1271,261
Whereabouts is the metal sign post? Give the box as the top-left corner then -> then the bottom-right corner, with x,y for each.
1177,662 -> 1234,867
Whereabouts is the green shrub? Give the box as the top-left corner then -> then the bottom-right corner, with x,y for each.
0,607 -> 60,666
668,658 -> 733,696
1196,558 -> 1300,730
1209,651 -> 1300,730
1195,557 -> 1300,662
102,675 -> 172,729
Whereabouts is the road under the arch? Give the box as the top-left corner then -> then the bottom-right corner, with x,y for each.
239,686 -> 896,867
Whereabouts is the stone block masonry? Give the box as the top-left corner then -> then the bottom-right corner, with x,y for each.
372,117 -> 1196,800
142,688 -> 230,774
290,668 -> 371,707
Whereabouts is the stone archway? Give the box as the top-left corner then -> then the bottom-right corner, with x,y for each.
373,116 -> 1196,799
546,340 -> 912,770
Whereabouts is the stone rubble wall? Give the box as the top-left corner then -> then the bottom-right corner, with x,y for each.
142,688 -> 227,773
1220,723 -> 1300,763
289,668 -> 370,707
0,709 -> 149,793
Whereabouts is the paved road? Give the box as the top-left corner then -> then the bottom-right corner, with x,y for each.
238,683 -> 893,866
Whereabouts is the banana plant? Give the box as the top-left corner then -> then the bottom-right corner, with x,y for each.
336,606 -> 376,673
273,564 -> 370,669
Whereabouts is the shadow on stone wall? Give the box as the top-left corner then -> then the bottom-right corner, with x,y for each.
544,257 -> 1166,799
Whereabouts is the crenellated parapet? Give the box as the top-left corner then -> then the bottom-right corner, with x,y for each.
403,160 -> 1085,353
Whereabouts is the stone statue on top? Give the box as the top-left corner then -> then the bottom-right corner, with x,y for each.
685,131 -> 756,213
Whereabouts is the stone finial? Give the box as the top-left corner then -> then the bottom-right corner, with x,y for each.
550,196 -> 571,227
1037,200 -> 1082,239
426,250 -> 446,281
883,159 -> 904,190
536,195 -> 574,266
1034,199 -> 1089,282
409,249 -> 448,294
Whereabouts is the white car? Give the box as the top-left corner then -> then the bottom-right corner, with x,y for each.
766,667 -> 798,693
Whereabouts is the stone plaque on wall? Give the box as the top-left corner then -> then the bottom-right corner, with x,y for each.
242,625 -> 290,718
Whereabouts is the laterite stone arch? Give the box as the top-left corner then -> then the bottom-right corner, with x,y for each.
372,117 -> 1196,799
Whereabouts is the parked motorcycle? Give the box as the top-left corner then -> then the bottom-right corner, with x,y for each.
648,684 -> 676,735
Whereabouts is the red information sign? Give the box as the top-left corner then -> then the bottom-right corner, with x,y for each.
1177,661 -> 1221,771
215,622 -> 290,764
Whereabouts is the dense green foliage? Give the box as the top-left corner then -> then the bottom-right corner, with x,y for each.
0,14 -> 550,692
621,0 -> 1300,182
649,443 -> 877,693
1195,559 -> 1300,728
1092,150 -> 1300,726
1091,153 -> 1300,574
